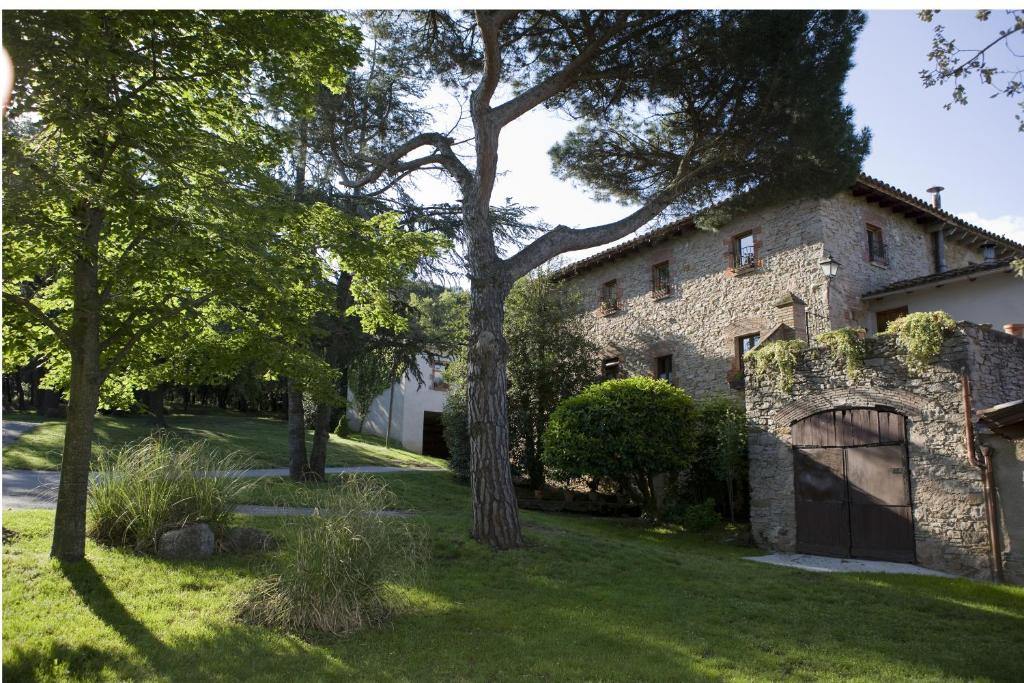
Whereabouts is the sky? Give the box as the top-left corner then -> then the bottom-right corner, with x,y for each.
406,10 -> 1024,266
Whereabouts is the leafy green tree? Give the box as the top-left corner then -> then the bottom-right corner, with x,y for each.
505,274 -> 597,488
1,10 -> 366,561
542,377 -> 697,518
920,10 -> 1024,131
442,274 -> 594,487
349,348 -> 397,433
321,10 -> 869,548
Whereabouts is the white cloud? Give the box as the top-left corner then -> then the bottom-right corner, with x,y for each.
958,212 -> 1024,246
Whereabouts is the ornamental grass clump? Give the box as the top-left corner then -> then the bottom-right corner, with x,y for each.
880,311 -> 957,372
816,327 -> 866,380
743,340 -> 807,393
88,434 -> 253,551
239,476 -> 427,637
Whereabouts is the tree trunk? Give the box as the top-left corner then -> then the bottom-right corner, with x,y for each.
287,378 -> 307,480
384,360 -> 399,449
147,384 -> 166,428
466,281 -> 524,548
308,401 -> 331,481
50,203 -> 104,562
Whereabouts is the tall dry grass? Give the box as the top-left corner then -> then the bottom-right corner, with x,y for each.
239,476 -> 427,636
87,433 -> 253,551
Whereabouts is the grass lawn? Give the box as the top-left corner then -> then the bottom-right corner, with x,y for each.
5,470 -> 1024,681
1,412 -> 445,471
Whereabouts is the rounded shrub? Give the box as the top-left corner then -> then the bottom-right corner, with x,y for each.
541,377 -> 696,517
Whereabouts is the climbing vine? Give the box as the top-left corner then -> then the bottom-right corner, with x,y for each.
744,340 -> 807,393
815,327 -> 866,380
880,311 -> 957,372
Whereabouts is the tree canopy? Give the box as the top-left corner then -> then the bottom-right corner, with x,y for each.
317,10 -> 869,548
1,10 -> 447,560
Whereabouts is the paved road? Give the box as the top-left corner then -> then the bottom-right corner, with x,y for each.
2,465 -> 441,511
2,421 -> 39,447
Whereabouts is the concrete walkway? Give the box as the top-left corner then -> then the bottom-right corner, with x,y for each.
2,421 -> 39,447
746,552 -> 956,578
2,465 -> 441,512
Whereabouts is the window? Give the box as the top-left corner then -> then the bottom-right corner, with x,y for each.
736,332 -> 761,372
430,360 -> 449,391
602,357 -> 620,380
655,354 -> 673,383
875,306 -> 908,333
867,225 -> 886,264
651,261 -> 671,297
599,279 -> 620,313
733,232 -> 757,270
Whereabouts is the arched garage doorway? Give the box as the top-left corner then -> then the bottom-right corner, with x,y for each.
791,408 -> 915,562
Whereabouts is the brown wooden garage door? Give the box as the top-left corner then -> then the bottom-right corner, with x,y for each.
791,408 -> 914,562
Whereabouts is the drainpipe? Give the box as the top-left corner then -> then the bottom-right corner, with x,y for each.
961,371 -> 1004,582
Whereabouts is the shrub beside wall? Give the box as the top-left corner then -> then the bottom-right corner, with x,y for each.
542,377 -> 697,517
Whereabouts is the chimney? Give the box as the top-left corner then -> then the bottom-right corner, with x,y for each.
926,186 -> 944,210
982,243 -> 996,262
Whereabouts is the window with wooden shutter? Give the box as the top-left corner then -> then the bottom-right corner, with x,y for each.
734,232 -> 756,270
866,225 -> 886,264
655,354 -> 673,383
599,279 -> 621,315
651,261 -> 671,298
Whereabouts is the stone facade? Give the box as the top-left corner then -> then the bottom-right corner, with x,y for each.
745,323 -> 1024,582
561,187 -> 993,400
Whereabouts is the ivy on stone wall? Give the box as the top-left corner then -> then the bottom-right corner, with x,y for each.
879,311 -> 957,373
815,328 -> 866,380
744,340 -> 807,393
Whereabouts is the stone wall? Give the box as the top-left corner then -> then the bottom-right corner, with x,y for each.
563,191 -> 985,400
745,323 -> 1024,582
567,199 -> 831,399
818,193 -> 984,331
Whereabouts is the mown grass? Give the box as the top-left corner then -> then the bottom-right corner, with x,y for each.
1,412 -> 445,471
5,469 -> 1024,681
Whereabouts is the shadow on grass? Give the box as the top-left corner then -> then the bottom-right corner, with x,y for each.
57,560 -> 173,666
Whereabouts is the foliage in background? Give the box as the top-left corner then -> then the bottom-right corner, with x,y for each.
816,327 -> 867,381
919,10 -> 1024,132
681,498 -> 722,533
441,355 -> 471,481
542,377 -> 697,518
238,477 -> 426,636
743,340 -> 808,393
663,396 -> 748,524
348,349 -> 398,432
440,274 -> 596,486
504,274 -> 599,487
87,435 -> 252,551
880,311 -> 958,373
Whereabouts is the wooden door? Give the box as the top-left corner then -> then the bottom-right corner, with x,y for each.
791,409 -> 914,562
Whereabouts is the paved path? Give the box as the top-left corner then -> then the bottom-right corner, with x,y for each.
2,421 -> 39,447
2,465 -> 441,512
745,552 -> 956,578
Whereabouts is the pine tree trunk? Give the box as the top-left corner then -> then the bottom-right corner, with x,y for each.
308,401 -> 331,481
287,378 -> 307,480
50,203 -> 104,562
467,281 -> 524,549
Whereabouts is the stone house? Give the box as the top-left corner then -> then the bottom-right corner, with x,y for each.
554,175 -> 1024,580
554,175 -> 1023,398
